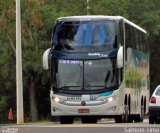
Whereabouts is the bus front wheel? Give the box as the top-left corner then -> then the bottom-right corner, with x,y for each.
115,105 -> 129,123
60,116 -> 74,124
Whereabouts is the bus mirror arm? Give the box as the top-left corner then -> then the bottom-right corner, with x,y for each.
117,46 -> 123,68
42,48 -> 51,70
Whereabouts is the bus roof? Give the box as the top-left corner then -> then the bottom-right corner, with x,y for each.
57,15 -> 146,34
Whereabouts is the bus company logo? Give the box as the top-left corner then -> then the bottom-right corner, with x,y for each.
88,53 -> 108,58
81,101 -> 86,106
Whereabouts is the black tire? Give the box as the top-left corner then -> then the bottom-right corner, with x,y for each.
128,115 -> 133,123
134,105 -> 144,122
81,116 -> 97,124
134,115 -> 141,122
155,118 -> 160,124
115,115 -> 123,123
128,99 -> 132,123
60,116 -> 74,124
115,114 -> 128,123
149,116 -> 155,124
115,104 -> 130,123
124,104 -> 129,123
140,105 -> 144,122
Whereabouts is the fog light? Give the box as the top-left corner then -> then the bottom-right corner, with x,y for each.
108,106 -> 116,111
53,107 -> 56,112
111,106 -> 116,111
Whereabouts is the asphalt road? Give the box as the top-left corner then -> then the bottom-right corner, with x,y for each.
0,119 -> 160,133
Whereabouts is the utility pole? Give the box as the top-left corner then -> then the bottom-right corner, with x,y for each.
16,0 -> 24,124
87,0 -> 90,15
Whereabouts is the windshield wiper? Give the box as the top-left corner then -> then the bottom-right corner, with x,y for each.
52,85 -> 69,91
54,43 -> 74,51
59,86 -> 70,90
52,85 -> 81,92
65,44 -> 74,50
104,85 -> 117,91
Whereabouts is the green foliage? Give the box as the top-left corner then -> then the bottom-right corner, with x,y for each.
90,0 -> 130,17
0,96 -> 8,123
125,67 -> 143,88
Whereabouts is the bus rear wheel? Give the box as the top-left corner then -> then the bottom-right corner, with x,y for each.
134,105 -> 144,122
60,116 -> 74,124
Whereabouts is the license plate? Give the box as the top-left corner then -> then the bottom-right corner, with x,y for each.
78,108 -> 90,113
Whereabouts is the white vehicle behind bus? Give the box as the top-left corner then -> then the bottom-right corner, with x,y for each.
149,85 -> 160,124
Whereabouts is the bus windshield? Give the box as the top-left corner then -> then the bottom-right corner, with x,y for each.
53,20 -> 117,52
55,58 -> 118,92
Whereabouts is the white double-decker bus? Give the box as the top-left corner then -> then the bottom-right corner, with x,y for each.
43,16 -> 149,124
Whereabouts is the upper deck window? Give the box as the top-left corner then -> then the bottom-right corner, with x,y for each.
53,20 -> 117,52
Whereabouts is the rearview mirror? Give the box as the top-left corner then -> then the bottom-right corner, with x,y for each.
117,46 -> 123,68
42,48 -> 51,70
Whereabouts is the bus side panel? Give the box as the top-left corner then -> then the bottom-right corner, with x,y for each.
124,22 -> 149,115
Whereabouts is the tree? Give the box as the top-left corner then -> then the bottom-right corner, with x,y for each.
20,0 -> 68,121
0,0 -> 16,123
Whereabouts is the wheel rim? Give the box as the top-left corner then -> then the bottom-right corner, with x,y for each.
140,105 -> 144,121
124,105 -> 129,122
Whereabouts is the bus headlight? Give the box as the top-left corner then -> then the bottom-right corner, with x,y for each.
54,97 -> 60,102
101,95 -> 118,103
108,97 -> 114,102
52,97 -> 60,103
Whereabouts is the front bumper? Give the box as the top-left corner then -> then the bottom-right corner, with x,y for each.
51,99 -> 121,117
